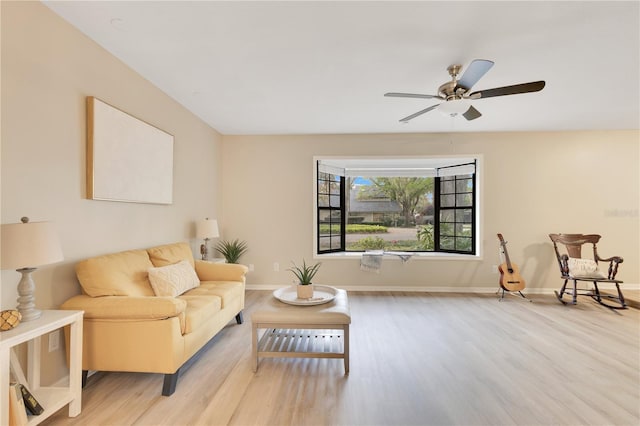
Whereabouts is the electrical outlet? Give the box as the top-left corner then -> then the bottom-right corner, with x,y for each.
248,264 -> 255,272
273,262 -> 279,272
48,330 -> 60,352
492,265 -> 499,274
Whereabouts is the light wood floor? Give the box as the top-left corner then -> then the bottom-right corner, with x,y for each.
621,289 -> 640,309
42,290 -> 640,426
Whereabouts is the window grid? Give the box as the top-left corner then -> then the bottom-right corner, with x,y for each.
435,174 -> 475,254
317,169 -> 345,253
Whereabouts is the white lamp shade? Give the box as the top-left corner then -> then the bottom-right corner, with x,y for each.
1,220 -> 64,270
196,218 -> 219,239
438,99 -> 471,116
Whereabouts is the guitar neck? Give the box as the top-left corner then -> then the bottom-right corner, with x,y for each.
503,249 -> 514,273
497,234 -> 514,273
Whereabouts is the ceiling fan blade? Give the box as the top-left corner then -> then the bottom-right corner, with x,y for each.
456,59 -> 494,91
385,92 -> 441,99
399,104 -> 440,122
469,81 -> 546,99
462,105 -> 482,121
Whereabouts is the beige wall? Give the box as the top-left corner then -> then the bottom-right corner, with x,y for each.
2,0 -> 638,389
222,132 -> 639,290
1,2 -> 223,383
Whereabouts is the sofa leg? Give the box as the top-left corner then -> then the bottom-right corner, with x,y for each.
82,370 -> 88,388
162,370 -> 180,396
235,311 -> 244,324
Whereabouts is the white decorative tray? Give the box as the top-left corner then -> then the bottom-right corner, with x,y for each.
273,285 -> 338,306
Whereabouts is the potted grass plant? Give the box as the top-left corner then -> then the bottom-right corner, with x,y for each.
215,239 -> 248,264
288,260 -> 321,299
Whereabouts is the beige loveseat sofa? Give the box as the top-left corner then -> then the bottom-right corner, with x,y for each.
61,242 -> 247,396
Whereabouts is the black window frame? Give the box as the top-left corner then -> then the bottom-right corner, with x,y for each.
433,170 -> 476,255
317,164 -> 346,254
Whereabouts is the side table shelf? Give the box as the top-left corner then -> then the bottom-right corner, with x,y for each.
0,310 -> 84,425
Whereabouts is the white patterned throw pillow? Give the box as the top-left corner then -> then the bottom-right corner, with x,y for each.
567,258 -> 606,279
148,260 -> 200,297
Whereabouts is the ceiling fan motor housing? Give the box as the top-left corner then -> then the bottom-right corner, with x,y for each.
439,64 -> 464,99
438,81 -> 458,99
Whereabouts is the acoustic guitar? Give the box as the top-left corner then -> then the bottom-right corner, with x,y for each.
497,233 -> 526,292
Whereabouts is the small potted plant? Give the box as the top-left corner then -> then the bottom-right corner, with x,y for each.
288,260 -> 321,299
215,239 -> 248,264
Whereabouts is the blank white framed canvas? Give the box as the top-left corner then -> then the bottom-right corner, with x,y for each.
86,97 -> 174,204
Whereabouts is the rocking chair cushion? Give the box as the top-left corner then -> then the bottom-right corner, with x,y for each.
568,258 -> 606,279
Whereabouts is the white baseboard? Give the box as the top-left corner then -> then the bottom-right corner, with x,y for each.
247,284 -> 553,294
246,283 -> 639,294
51,370 -> 96,388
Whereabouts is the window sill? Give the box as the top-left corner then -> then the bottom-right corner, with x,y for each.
315,251 -> 481,261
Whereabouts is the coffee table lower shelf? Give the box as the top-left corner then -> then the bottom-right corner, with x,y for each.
253,327 -> 349,374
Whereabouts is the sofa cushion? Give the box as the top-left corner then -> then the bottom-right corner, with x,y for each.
148,260 -> 200,297
184,281 -> 244,309
61,294 -> 187,320
177,295 -> 222,334
76,249 -> 155,297
147,242 -> 195,268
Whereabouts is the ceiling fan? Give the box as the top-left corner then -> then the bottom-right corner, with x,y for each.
384,59 -> 545,122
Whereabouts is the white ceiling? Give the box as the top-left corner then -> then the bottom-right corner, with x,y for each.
43,1 -> 640,135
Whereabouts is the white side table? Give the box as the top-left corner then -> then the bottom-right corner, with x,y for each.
0,310 -> 84,425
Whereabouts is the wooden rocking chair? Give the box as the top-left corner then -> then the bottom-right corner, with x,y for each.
549,234 -> 626,309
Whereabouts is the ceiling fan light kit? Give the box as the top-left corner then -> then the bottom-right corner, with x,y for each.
438,99 -> 470,117
385,59 -> 545,123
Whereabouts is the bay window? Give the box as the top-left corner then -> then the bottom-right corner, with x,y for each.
315,157 -> 479,256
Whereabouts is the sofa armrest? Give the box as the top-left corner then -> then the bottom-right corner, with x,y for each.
194,260 -> 248,282
60,295 -> 187,320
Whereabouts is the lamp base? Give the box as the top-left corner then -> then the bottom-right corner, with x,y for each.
200,238 -> 210,261
16,267 -> 42,321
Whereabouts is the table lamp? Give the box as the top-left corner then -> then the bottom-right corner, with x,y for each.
1,217 -> 64,321
196,218 -> 219,260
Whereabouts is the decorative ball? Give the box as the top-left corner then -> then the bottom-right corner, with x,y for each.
0,310 -> 22,331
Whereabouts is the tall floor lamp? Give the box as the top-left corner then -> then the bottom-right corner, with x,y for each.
196,218 -> 219,260
1,217 -> 64,321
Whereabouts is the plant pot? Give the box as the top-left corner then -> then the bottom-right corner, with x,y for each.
297,283 -> 314,299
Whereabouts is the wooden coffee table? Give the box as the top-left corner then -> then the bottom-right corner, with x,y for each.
251,288 -> 351,374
